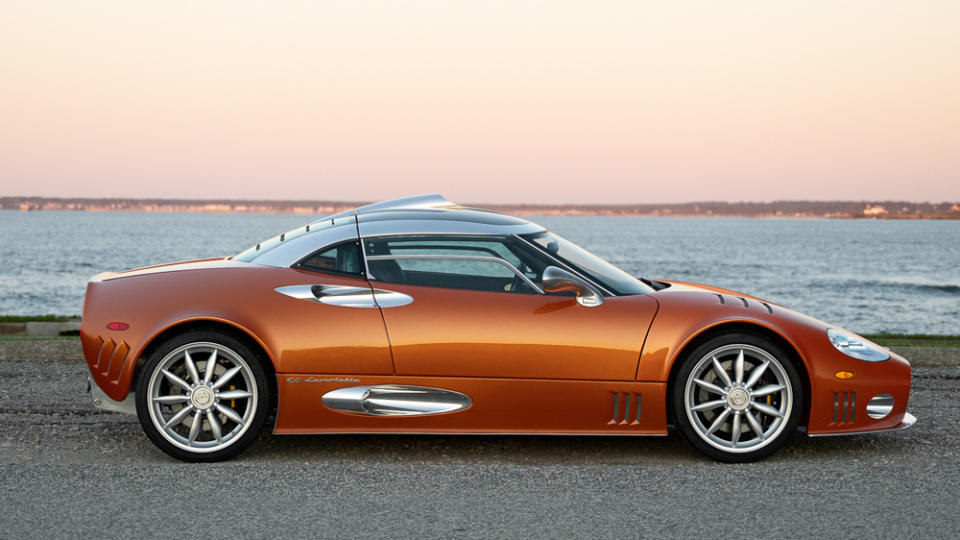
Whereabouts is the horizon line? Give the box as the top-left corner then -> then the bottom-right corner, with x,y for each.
2,195 -> 960,206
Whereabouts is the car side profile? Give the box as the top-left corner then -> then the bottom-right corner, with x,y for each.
82,195 -> 915,462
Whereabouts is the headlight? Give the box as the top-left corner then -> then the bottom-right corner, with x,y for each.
827,328 -> 889,362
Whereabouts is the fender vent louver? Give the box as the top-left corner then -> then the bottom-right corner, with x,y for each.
832,391 -> 856,424
111,341 -> 130,384
739,297 -> 749,308
761,302 -> 773,314
609,392 -> 642,425
715,294 -> 725,305
96,337 -> 115,372
93,335 -> 129,385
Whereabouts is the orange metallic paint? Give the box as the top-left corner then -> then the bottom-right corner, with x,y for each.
637,282 -> 912,436
370,282 -> 658,380
82,262 -> 393,401
275,375 -> 667,435
82,262 -> 911,438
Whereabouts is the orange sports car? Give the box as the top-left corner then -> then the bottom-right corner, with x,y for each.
82,195 -> 915,462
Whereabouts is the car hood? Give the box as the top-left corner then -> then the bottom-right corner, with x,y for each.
654,279 -> 773,305
649,278 -> 851,338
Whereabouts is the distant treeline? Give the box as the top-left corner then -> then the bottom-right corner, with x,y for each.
1,196 -> 959,219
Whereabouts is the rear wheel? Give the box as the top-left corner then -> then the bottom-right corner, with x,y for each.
672,332 -> 804,462
135,331 -> 269,462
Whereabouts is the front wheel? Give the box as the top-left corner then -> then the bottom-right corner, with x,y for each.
135,331 -> 270,462
672,333 -> 804,462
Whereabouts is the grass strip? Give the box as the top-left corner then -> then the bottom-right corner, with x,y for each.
864,334 -> 960,348
0,314 -> 79,323
0,336 -> 81,341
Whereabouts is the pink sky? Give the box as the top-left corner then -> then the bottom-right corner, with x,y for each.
1,1 -> 958,204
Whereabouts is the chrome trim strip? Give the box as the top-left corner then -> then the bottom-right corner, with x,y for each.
89,378 -> 136,415
366,254 -> 544,294
808,412 -> 917,437
322,385 -> 473,416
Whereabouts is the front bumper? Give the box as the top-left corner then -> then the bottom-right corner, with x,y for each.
808,411 -> 916,437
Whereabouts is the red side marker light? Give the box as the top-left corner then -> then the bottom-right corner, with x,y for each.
106,322 -> 129,331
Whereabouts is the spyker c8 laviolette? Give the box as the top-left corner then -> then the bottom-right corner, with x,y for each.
82,195 -> 915,462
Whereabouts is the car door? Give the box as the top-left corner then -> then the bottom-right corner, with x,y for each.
362,234 -> 658,381
267,239 -> 395,375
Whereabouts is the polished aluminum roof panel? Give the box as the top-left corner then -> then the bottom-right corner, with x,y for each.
356,195 -> 544,237
239,194 -> 545,267
355,194 -> 459,215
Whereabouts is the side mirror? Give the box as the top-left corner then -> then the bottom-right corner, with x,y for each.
541,266 -> 604,307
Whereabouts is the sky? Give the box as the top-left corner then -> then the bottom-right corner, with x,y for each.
1,1 -> 958,205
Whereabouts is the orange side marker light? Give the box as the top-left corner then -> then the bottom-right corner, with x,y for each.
834,371 -> 854,380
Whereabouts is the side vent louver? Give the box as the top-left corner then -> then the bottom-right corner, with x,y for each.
609,392 -> 642,425
93,336 -> 129,385
832,391 -> 856,424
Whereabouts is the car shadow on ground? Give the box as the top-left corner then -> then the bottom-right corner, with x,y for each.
235,428 -> 916,466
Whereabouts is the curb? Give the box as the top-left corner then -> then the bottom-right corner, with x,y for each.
890,347 -> 960,367
0,321 -> 81,337
0,340 -> 957,366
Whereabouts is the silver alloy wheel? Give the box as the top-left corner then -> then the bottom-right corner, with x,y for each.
146,341 -> 258,454
683,344 -> 793,454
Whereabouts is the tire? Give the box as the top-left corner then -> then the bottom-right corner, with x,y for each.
135,330 -> 270,462
671,332 -> 804,463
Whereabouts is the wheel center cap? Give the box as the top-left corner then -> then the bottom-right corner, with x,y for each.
191,386 -> 215,409
728,388 -> 750,410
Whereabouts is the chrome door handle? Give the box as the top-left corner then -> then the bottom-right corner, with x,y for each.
275,285 -> 413,308
371,289 -> 414,308
276,284 -> 378,308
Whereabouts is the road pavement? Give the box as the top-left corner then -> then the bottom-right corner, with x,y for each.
1,360 -> 958,538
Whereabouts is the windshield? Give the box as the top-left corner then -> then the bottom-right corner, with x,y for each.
523,231 -> 653,295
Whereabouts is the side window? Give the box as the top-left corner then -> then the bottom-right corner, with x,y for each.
298,241 -> 363,275
364,235 -> 538,294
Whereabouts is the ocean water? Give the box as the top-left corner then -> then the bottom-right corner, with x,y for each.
1,210 -> 958,334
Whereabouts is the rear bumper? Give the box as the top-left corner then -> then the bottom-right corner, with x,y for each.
88,377 -> 136,415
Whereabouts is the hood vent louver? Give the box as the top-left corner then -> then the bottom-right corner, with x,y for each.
716,294 -> 773,314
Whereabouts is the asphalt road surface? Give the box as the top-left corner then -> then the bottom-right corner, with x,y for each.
1,360 -> 958,539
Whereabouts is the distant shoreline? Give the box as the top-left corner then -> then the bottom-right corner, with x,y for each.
2,196 -> 959,219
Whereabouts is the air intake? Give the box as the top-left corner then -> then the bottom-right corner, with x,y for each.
832,391 -> 856,424
93,335 -> 130,384
609,392 -> 642,425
